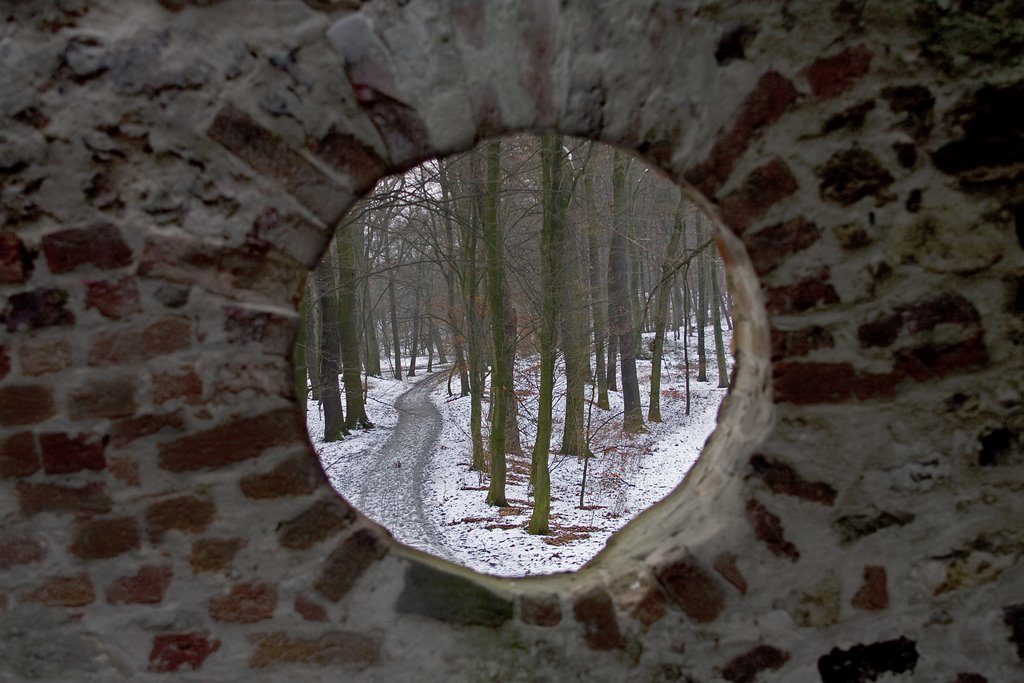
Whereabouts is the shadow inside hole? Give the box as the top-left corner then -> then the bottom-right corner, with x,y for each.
297,135 -> 736,577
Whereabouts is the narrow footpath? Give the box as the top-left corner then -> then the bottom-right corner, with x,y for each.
356,371 -> 453,561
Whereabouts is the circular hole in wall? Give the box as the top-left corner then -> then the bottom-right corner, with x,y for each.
298,135 -> 736,577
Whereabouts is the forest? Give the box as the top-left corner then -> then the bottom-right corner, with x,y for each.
297,135 -> 733,571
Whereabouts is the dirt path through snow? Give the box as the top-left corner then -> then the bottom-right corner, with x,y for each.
355,371 -> 454,561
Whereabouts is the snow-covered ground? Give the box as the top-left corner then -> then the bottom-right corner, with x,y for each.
309,326 -> 732,577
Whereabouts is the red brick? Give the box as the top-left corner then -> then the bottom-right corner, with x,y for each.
743,217 -> 821,275
688,71 -> 797,196
88,317 -> 192,366
746,498 -> 799,560
278,498 -> 357,550
718,158 -> 799,234
69,516 -> 140,559
17,481 -> 112,518
42,224 -> 132,273
748,455 -> 837,505
816,148 -> 894,206
158,408 -> 302,472
0,344 -> 8,379
652,551 -> 726,623
40,432 -> 106,474
207,104 -> 352,225
0,533 -> 47,570
68,374 -> 137,420
713,553 -> 748,594
805,45 -> 872,99
241,455 -> 320,499
110,411 -> 185,448
107,565 -> 172,605
895,334 -> 989,381
152,367 -> 203,405
107,456 -> 141,486
249,208 -> 330,268
770,326 -> 834,362
190,538 -> 246,574
18,574 -> 94,607
209,582 -> 277,623
315,528 -> 388,602
609,572 -> 666,629
520,592 -> 562,627
311,125 -> 388,196
765,272 -> 840,313
148,633 -> 220,673
572,584 -> 626,651
772,361 -> 903,404
19,337 -> 73,376
0,231 -> 35,284
2,288 -> 74,332
852,565 -> 888,611
146,496 -> 215,541
294,594 -> 329,622
85,276 -> 141,319
0,385 -> 56,426
0,431 -> 39,478
249,631 -> 379,669
722,645 -> 791,683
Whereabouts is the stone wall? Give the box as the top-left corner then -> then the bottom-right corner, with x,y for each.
1,0 -> 1021,680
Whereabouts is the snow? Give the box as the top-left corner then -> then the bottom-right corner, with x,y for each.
310,326 -> 732,578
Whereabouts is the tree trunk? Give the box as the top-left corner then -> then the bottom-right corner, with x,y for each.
712,253 -> 730,389
439,160 -> 470,396
388,272 -> 403,381
696,214 -> 708,383
336,222 -> 374,430
407,266 -> 422,378
355,225 -> 382,377
583,170 -> 610,410
503,306 -> 523,456
314,257 -> 346,441
609,150 -> 645,433
462,154 -> 486,472
305,280 -> 322,402
648,196 -> 685,423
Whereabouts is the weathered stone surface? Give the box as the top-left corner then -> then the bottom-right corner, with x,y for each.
688,71 -> 797,196
713,553 -> 748,594
316,529 -> 388,602
743,217 -> 820,276
773,362 -> 901,404
817,148 -> 894,206
572,584 -> 626,650
41,224 -> 132,273
17,481 -> 112,518
40,432 -> 106,474
1,289 -> 74,332
0,431 -> 39,478
520,592 -> 562,627
207,104 -> 352,224
111,411 -> 185,448
157,408 -> 301,472
146,496 -> 215,540
294,594 -> 328,622
817,637 -> 919,682
88,317 -> 192,366
395,560 -> 512,626
151,367 -> 203,405
69,516 -> 140,559
1004,603 -> 1024,661
18,574 -> 95,607
764,273 -> 840,313
652,551 -> 725,623
209,582 -> 277,623
748,455 -> 837,505
722,645 -> 791,683
833,509 -> 915,545
249,631 -> 379,669
312,125 -> 389,196
148,633 -> 220,673
771,325 -> 834,361
240,455 -> 320,499
106,565 -> 172,604
746,499 -> 799,560
190,538 -> 246,574
882,85 -> 934,140
277,498 -> 357,550
224,305 -> 295,356
0,385 -> 55,427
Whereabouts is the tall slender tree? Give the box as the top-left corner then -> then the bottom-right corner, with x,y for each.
335,219 -> 374,430
712,254 -> 730,388
648,195 -> 686,423
583,167 -> 610,410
